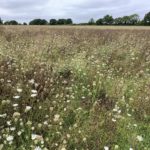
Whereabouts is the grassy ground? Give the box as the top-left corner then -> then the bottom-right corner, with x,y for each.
0,26 -> 150,150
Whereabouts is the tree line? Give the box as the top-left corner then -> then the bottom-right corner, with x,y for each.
0,18 -> 73,25
0,12 -> 150,25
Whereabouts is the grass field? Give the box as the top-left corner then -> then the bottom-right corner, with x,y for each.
0,26 -> 150,150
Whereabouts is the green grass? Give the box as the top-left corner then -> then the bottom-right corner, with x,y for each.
0,26 -> 150,150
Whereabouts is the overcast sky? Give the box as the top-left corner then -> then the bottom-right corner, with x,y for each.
0,0 -> 150,23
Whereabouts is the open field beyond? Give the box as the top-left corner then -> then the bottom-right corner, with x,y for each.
0,26 -> 150,150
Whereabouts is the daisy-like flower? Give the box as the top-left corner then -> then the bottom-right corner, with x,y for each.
7,121 -> 11,126
136,135 -> 143,142
25,106 -> 32,112
31,134 -> 43,141
34,146 -> 42,150
29,79 -> 35,84
17,131 -> 22,136
13,95 -> 20,99
31,94 -> 37,98
104,146 -> 109,150
54,114 -> 60,122
6,135 -> 14,142
112,118 -> 117,122
13,112 -> 21,118
31,90 -> 37,94
13,104 -> 18,107
0,114 -> 7,118
17,88 -> 22,93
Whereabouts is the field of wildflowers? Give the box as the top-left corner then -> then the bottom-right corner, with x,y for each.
0,26 -> 150,150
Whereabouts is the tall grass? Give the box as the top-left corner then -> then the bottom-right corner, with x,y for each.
0,26 -> 150,150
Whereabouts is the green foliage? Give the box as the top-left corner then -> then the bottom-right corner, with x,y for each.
49,19 -> 57,25
96,18 -> 103,25
4,20 -> 18,25
0,18 -> 3,25
23,22 -> 27,25
103,15 -> 114,25
144,12 -> 150,25
66,18 -> 73,25
29,19 -> 48,25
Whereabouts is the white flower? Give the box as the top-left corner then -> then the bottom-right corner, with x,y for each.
31,94 -> 37,98
17,131 -> 22,136
50,107 -> 54,111
114,145 -> 119,149
61,148 -> 66,150
17,88 -> 22,93
13,95 -> 20,99
7,121 -> 11,126
66,134 -> 71,138
7,80 -> 11,83
29,79 -> 35,84
6,135 -> 14,142
10,127 -> 16,131
31,134 -> 43,141
83,137 -> 86,142
54,114 -> 60,122
31,90 -> 37,94
127,113 -> 131,117
136,135 -> 143,142
13,112 -> 21,118
13,104 -> 18,107
34,146 -> 42,150
129,148 -> 133,150
104,146 -> 109,150
25,106 -> 32,112
112,118 -> 116,122
0,114 -> 7,118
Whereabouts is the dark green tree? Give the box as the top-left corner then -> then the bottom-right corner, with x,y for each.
143,12 -> 150,25
49,19 -> 57,25
0,18 -> 3,25
103,15 -> 114,25
66,18 -> 73,24
57,19 -> 66,25
122,16 -> 130,25
114,17 -> 123,25
96,18 -> 103,25
23,22 -> 27,25
129,14 -> 139,25
4,20 -> 18,25
29,19 -> 48,25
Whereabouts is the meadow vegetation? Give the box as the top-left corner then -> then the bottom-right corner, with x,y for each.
0,26 -> 150,150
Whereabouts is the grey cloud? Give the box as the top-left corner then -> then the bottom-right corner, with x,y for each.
0,0 -> 149,23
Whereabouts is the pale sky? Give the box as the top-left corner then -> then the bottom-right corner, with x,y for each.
0,0 -> 150,23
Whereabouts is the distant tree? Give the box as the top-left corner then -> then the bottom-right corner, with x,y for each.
129,14 -> 140,25
121,16 -> 131,25
96,18 -> 103,25
88,18 -> 95,25
143,12 -> 150,25
66,18 -> 73,24
49,19 -> 57,25
114,17 -> 123,25
4,20 -> 18,25
57,19 -> 66,25
0,18 -> 3,25
29,19 -> 48,25
23,22 -> 27,25
103,15 -> 114,25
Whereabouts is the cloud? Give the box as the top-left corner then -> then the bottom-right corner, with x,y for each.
0,0 -> 149,23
